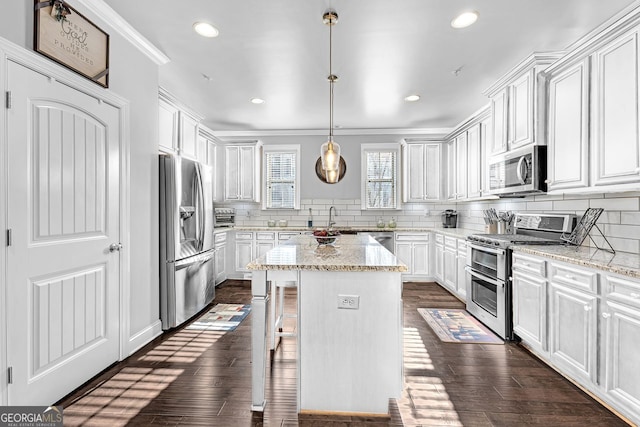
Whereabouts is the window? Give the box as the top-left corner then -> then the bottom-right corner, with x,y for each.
361,143 -> 400,209
263,145 -> 300,209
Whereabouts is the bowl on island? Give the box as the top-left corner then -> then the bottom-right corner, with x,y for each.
312,229 -> 340,245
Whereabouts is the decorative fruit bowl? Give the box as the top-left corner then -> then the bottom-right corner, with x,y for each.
312,229 -> 340,245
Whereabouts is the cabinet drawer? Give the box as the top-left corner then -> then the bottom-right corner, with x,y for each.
214,232 -> 227,243
549,262 -> 598,294
256,232 -> 276,240
235,232 -> 253,240
395,233 -> 429,242
512,253 -> 546,278
604,273 -> 640,308
444,236 -> 457,249
457,240 -> 467,253
278,232 -> 300,241
435,233 -> 444,244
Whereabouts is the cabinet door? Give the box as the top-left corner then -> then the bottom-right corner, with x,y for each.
592,30 -> 640,187
455,133 -> 468,200
239,145 -> 256,201
467,124 -> 481,198
225,146 -> 240,200
547,59 -> 590,191
490,87 -> 508,155
256,240 -> 274,258
602,300 -> 640,422
406,143 -> 426,202
512,271 -> 547,353
435,244 -> 444,283
455,250 -> 467,300
509,69 -> 535,148
180,112 -> 199,159
480,117 -> 491,195
395,242 -> 413,275
446,139 -> 457,200
424,144 -> 441,201
215,243 -> 227,285
196,134 -> 208,164
443,248 -> 457,292
158,98 -> 179,152
235,240 -> 253,272
549,282 -> 598,385
413,242 -> 429,276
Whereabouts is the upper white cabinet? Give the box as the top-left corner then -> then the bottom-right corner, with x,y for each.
547,59 -> 590,192
484,52 -> 562,155
446,139 -> 457,201
592,29 -> 640,187
455,133 -> 468,200
466,123 -> 482,199
224,142 -> 262,202
402,141 -> 442,202
158,88 -> 202,159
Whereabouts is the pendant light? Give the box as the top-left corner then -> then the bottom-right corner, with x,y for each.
320,10 -> 341,183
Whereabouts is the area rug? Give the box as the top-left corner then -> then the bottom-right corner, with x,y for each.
186,304 -> 251,332
417,308 -> 503,344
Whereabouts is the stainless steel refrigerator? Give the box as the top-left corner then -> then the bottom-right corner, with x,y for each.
159,154 -> 215,330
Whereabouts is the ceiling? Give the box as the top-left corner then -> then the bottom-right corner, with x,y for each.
103,0 -> 634,134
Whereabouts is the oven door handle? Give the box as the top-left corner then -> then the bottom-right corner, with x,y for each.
465,266 -> 504,288
467,242 -> 506,256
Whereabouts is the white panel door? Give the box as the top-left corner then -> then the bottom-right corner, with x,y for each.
490,88 -> 508,155
6,62 -> 121,404
424,144 -> 441,201
455,133 -> 468,200
509,69 -> 535,148
466,124 -> 481,198
406,143 -> 425,202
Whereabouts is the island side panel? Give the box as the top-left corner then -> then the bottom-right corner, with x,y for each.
251,270 -> 269,411
298,270 -> 403,414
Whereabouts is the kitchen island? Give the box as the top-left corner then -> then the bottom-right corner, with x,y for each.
247,234 -> 407,415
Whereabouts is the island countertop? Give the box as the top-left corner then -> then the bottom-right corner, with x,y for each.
246,234 -> 408,272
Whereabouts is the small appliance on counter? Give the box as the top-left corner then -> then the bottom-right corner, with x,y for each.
214,208 -> 235,227
441,210 -> 458,228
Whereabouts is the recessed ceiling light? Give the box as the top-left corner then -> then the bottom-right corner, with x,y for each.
404,95 -> 421,102
451,11 -> 479,29
250,98 -> 265,104
193,22 -> 219,38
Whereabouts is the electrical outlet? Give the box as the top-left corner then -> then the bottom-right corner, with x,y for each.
337,294 -> 360,310
425,209 -> 430,217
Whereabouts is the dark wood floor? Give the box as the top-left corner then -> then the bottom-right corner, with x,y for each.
58,280 -> 628,426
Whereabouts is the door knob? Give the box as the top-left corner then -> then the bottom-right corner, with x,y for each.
109,243 -> 123,252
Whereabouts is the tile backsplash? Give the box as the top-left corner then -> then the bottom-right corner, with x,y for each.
220,191 -> 640,254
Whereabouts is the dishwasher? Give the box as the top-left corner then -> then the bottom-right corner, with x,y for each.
358,231 -> 395,254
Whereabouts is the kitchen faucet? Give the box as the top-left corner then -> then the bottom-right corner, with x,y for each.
328,206 -> 336,229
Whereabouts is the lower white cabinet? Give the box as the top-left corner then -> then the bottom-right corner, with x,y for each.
234,232 -> 254,274
443,238 -> 457,293
511,251 -> 640,425
434,238 -> 444,283
233,230 -> 301,278
394,232 -> 430,280
433,233 -> 466,302
214,231 -> 228,285
455,240 -> 467,299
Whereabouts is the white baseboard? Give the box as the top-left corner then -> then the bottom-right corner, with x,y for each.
126,320 -> 163,357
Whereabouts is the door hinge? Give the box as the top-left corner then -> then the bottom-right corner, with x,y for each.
5,91 -> 11,109
7,367 -> 12,384
6,229 -> 11,247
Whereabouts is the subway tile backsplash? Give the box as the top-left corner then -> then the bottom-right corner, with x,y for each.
220,192 -> 640,255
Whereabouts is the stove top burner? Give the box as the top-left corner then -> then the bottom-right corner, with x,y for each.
467,233 -> 565,248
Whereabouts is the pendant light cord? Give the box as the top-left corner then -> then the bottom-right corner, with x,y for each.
329,14 -> 334,140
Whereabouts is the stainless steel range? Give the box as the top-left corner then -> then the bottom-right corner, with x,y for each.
465,213 -> 576,340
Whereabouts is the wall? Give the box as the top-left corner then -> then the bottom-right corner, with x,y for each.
0,1 -> 161,351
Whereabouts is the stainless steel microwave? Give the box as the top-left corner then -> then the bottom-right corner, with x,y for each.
488,145 -> 547,197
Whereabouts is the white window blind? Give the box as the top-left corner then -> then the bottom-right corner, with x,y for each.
364,149 -> 398,209
264,149 -> 298,209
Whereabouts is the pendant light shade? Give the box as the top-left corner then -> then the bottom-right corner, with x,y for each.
321,137 -> 341,172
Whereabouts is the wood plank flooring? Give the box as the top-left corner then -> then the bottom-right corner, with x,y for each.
57,280 -> 628,426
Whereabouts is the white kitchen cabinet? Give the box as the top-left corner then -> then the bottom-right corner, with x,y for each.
214,231 -> 227,285
179,111 -> 199,159
466,123 -> 482,199
158,97 -> 179,152
255,231 -> 276,258
235,232 -> 254,274
225,143 -> 262,202
512,253 -> 548,354
402,142 -> 442,202
592,29 -> 640,188
549,262 -> 599,387
489,87 -> 508,155
446,139 -> 457,201
434,235 -> 444,283
455,133 -> 468,200
394,233 -> 429,280
509,69 -> 535,149
547,59 -> 590,192
602,274 -> 640,423
443,237 -> 457,293
455,240 -> 467,300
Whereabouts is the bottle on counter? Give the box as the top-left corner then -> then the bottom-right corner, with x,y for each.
377,217 -> 385,228
388,217 -> 397,228
307,208 -> 313,228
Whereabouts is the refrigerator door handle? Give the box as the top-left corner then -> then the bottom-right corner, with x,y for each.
195,163 -> 205,252
174,248 -> 215,270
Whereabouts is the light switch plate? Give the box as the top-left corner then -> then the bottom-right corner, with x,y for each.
337,295 -> 360,309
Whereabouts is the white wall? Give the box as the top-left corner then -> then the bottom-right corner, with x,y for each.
0,1 -> 161,351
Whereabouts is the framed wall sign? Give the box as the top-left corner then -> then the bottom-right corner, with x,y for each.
34,0 -> 110,87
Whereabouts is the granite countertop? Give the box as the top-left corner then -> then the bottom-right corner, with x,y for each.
231,225 -> 478,237
511,245 -> 640,279
246,234 -> 408,272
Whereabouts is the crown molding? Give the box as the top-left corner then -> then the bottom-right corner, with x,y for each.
210,127 -> 453,139
483,51 -> 564,97
72,0 -> 170,65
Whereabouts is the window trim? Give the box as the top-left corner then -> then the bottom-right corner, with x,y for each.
361,143 -> 401,210
262,144 -> 301,210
